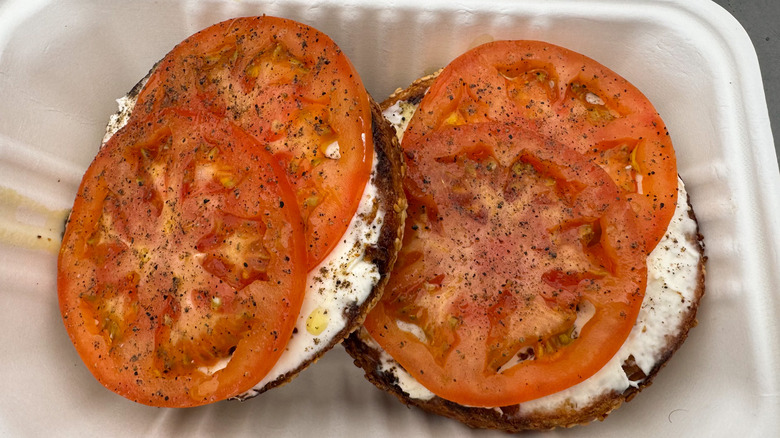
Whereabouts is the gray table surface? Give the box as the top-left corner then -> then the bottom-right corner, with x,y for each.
713,0 -> 779,169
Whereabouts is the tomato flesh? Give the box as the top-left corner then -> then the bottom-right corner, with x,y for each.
405,40 -> 677,252
132,16 -> 373,269
364,124 -> 647,406
58,110 -> 307,407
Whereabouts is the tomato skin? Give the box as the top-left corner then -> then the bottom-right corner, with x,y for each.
58,110 -> 306,407
405,40 -> 677,253
132,16 -> 374,269
364,124 -> 647,407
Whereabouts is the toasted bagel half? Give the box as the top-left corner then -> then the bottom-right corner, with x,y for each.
344,48 -> 705,430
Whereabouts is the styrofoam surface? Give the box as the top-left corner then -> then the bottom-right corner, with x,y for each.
1,0 -> 778,436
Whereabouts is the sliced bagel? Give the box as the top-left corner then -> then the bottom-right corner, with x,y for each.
344,44 -> 706,431
60,16 -> 405,407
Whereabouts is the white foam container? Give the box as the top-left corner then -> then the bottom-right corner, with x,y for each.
1,0 -> 778,436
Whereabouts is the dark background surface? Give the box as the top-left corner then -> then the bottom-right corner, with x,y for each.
713,0 -> 779,167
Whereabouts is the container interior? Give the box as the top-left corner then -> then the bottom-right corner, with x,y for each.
0,1 -> 777,436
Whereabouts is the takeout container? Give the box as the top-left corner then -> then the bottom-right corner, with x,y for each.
1,0 -> 777,436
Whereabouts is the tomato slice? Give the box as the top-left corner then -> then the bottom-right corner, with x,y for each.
404,40 -> 676,252
364,124 -> 647,407
132,16 -> 373,269
58,110 -> 307,407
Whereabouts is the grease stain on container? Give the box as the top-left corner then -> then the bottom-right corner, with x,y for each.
0,186 -> 69,253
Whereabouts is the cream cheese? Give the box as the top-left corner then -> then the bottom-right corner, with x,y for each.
102,95 -> 137,144
102,74 -> 149,144
382,100 -> 417,144
324,141 -> 342,159
245,159 -> 384,395
519,182 -> 700,413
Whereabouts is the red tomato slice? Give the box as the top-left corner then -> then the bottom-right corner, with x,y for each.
58,110 -> 307,407
364,124 -> 647,407
405,40 -> 677,252
132,16 -> 373,269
